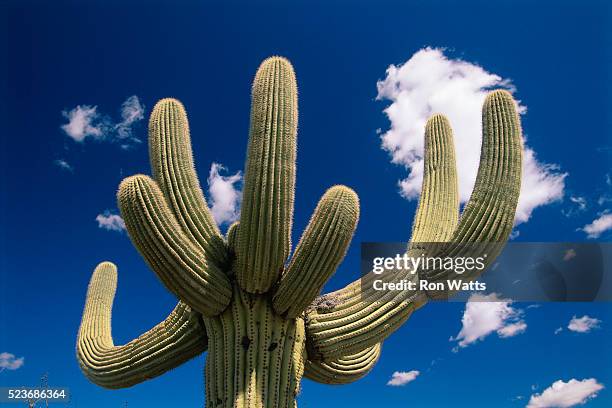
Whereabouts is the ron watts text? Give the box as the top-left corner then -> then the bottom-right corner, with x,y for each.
372,279 -> 486,292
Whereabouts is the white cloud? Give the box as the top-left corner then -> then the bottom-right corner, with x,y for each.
582,212 -> 612,239
115,95 -> 145,141
61,96 -> 144,146
563,196 -> 588,218
527,378 -> 604,408
54,159 -> 73,172
61,105 -> 105,142
376,47 -> 566,225
569,196 -> 587,211
554,327 -> 563,335
0,352 -> 24,371
497,321 -> 527,338
387,370 -> 420,386
451,293 -> 526,349
207,163 -> 242,226
96,211 -> 126,232
567,315 -> 601,333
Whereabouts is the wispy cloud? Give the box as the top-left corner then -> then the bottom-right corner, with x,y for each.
207,162 -> 242,226
54,159 -> 73,172
376,47 -> 566,225
582,212 -> 612,239
527,378 -> 604,408
0,352 -> 24,371
567,315 -> 601,333
562,196 -> 587,217
115,95 -> 145,141
60,96 -> 144,147
451,293 -> 526,350
386,370 -> 420,386
96,211 -> 126,232
569,196 -> 587,211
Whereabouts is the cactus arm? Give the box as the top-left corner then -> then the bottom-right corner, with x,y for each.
236,56 -> 298,294
148,98 -> 227,267
410,114 -> 459,243
421,90 -> 522,284
304,343 -> 381,385
118,175 -> 232,316
273,185 -> 359,318
76,262 -> 207,389
305,90 -> 522,359
225,221 -> 239,254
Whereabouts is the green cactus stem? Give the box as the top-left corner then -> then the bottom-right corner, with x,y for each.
76,54 -> 522,407
236,57 -> 298,294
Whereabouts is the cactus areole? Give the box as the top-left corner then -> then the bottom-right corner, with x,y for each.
76,56 -> 522,407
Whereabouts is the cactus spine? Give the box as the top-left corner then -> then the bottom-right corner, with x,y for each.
77,56 -> 522,407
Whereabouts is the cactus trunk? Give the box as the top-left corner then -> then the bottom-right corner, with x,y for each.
203,284 -> 305,408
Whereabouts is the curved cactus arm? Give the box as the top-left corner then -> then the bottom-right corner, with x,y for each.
273,185 -> 359,318
421,90 -> 522,284
225,221 -> 239,254
410,114 -> 459,243
149,98 -> 227,267
305,90 -> 522,359
118,175 -> 232,316
236,56 -> 298,294
77,262 -> 207,389
304,343 -> 381,385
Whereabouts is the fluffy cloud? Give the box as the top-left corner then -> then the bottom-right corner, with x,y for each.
376,47 -> 566,225
451,293 -> 526,349
61,96 -> 144,147
54,159 -> 73,172
61,105 -> 104,142
527,378 -> 604,408
567,315 -> 601,333
0,352 -> 24,371
96,211 -> 126,232
582,212 -> 612,239
387,370 -> 420,386
207,163 -> 242,226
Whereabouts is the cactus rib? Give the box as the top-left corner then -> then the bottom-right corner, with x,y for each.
77,262 -> 207,389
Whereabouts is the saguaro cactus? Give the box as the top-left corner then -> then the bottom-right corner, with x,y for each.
77,56 -> 522,407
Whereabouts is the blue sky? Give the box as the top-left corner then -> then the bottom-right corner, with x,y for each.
1,0 -> 611,407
